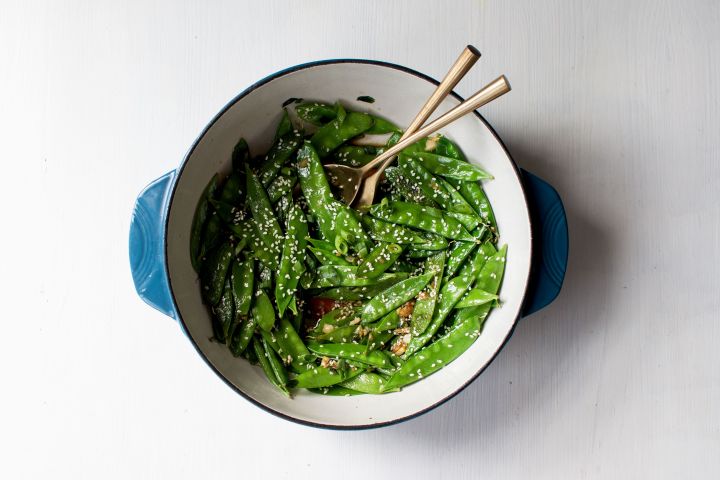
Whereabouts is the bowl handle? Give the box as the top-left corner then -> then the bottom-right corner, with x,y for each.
129,171 -> 178,319
520,169 -> 569,317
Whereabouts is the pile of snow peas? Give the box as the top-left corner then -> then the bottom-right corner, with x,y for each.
190,100 -> 507,396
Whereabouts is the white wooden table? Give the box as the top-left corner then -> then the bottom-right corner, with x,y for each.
2,1 -> 718,478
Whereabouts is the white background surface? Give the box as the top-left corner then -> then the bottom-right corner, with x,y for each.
1,0 -> 718,478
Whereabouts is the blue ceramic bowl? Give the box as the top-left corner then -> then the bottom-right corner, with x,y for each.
129,59 -> 568,429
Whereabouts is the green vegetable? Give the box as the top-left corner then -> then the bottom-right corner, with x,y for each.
361,272 -> 434,324
190,175 -> 218,271
192,100 -> 505,396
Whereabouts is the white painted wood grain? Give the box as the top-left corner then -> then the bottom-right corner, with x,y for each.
1,0 -> 718,478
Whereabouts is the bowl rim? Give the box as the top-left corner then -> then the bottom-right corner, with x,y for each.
164,58 -> 532,430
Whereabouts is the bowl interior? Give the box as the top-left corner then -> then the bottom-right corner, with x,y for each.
165,61 -> 531,427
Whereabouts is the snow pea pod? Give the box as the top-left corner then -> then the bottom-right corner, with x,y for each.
329,145 -> 380,167
432,135 -> 465,160
266,172 -> 297,204
295,102 -> 337,126
455,288 -> 498,308
311,109 -> 373,157
411,151 -> 492,181
447,178 -> 498,239
314,324 -> 358,343
366,116 -> 401,135
369,200 -> 474,241
200,240 -> 234,305
316,274 -> 413,301
262,336 -> 290,393
297,142 -> 344,245
411,251 -> 446,336
253,337 -> 289,396
309,265 -> 408,288
276,203 -> 308,316
384,166 -> 438,207
452,244 -> 507,316
445,211 -> 481,231
190,175 -> 218,271
398,156 -> 476,218
308,245 -> 353,266
229,256 -> 254,337
370,310 -> 402,333
403,245 -> 490,356
277,316 -> 311,359
357,242 -> 405,278
307,342 -> 392,369
361,215 -> 429,245
211,278 -> 234,343
384,314 -> 483,391
229,312 -> 256,356
232,138 -> 250,173
365,330 -> 395,353
274,108 -> 293,142
252,289 -> 276,332
361,272 -> 434,324
245,166 -> 282,268
290,364 -> 361,389
339,372 -> 399,394
444,241 -> 478,280
258,132 -> 302,187
334,208 -> 371,258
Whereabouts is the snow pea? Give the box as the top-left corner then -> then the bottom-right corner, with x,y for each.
232,138 -> 250,173
308,265 -> 408,288
229,311 -> 256,356
308,245 -> 353,266
361,215 -> 430,245
245,166 -> 282,268
411,251 -> 446,336
253,337 -> 289,396
200,240 -> 234,305
190,174 -> 218,271
397,156 -> 476,218
290,363 -> 361,390
403,245 -> 490,356
314,324 -> 358,343
453,243 -> 506,314
455,288 -> 498,308
310,108 -> 373,157
329,145 -> 380,167
295,102 -> 337,126
258,131 -> 302,187
369,200 -> 474,241
339,372 -> 399,394
275,203 -> 308,316
448,178 -> 498,239
410,151 -> 492,181
252,289 -> 276,332
361,272 -> 434,324
230,256 -> 254,337
274,108 -> 293,142
316,274 -> 412,301
211,278 -> 234,343
432,135 -> 465,160
444,241 -> 478,280
384,313 -> 483,391
297,142 -> 348,246
370,310 -> 402,333
307,342 -> 392,369
266,172 -> 297,204
366,115 -> 401,135
384,166 -> 438,207
357,242 -> 405,278
365,330 -> 395,353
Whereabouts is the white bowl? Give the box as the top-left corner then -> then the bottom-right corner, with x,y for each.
129,59 -> 568,429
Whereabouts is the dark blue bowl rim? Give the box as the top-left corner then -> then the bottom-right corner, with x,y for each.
164,58 -> 533,430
